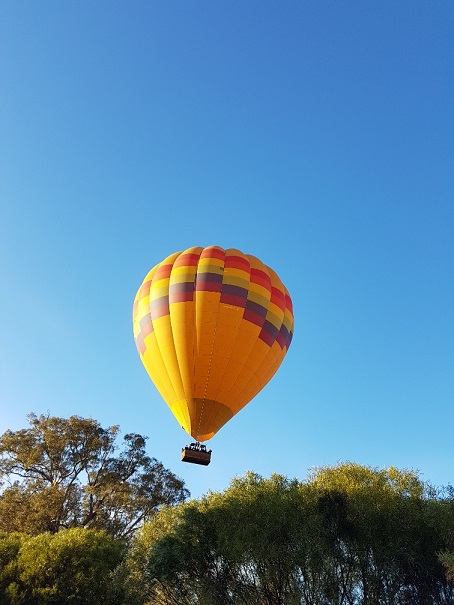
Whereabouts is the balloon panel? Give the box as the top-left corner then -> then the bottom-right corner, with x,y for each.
133,246 -> 294,442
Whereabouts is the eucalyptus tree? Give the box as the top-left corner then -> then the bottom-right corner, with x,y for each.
0,413 -> 189,538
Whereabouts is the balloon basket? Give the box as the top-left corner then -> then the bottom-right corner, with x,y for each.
182,442 -> 212,466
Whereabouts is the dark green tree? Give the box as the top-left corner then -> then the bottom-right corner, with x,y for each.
0,414 -> 189,539
122,464 -> 454,605
310,463 -> 452,604
440,552 -> 454,582
434,485 -> 454,584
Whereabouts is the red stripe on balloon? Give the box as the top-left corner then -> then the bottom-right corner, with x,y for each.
175,252 -> 200,267
225,255 -> 250,271
200,247 -> 225,261
138,280 -> 152,298
243,308 -> 266,327
220,293 -> 247,308
270,287 -> 286,311
150,296 -> 170,319
258,329 -> 275,347
196,281 -> 222,292
140,314 -> 154,337
170,291 -> 194,303
154,265 -> 172,280
250,268 -> 272,291
136,333 -> 146,354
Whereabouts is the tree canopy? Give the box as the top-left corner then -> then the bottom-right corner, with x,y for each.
0,528 -> 124,605
124,463 -> 454,605
0,414 -> 189,539
0,416 -> 452,604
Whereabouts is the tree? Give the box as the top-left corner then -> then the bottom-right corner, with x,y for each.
435,485 -> 454,583
0,414 -> 189,539
125,473 -> 323,605
12,528 -> 124,605
123,464 -> 454,605
309,463 -> 451,604
440,552 -> 454,582
115,504 -> 188,605
0,532 -> 28,604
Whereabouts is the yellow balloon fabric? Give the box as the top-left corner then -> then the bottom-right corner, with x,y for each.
132,246 -> 294,442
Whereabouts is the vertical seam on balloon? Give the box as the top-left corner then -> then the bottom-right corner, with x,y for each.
192,263 -> 198,430
192,247 -> 223,440
197,320 -> 217,440
233,281 -> 293,414
167,248 -> 202,436
210,250 -> 251,409
143,284 -> 177,406
148,259 -> 182,421
134,265 -> 177,405
222,257 -> 273,408
235,349 -> 286,412
185,247 -> 204,438
196,252 -> 223,440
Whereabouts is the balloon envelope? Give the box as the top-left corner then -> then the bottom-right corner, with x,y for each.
132,246 -> 294,442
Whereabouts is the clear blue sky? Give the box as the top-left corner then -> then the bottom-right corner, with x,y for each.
1,1 -> 453,499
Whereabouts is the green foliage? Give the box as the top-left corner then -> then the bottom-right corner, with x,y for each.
0,529 -> 124,605
0,532 -> 28,604
308,461 -> 427,498
440,551 -> 454,581
0,414 -> 189,539
124,463 -> 454,605
114,504 -> 189,605
0,458 -> 452,604
13,528 -> 124,605
310,463 -> 448,604
435,485 -> 454,583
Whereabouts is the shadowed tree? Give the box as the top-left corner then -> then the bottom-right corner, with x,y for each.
434,485 -> 454,584
122,464 -> 454,605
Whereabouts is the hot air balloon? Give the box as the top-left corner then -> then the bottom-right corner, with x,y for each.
132,246 -> 294,465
